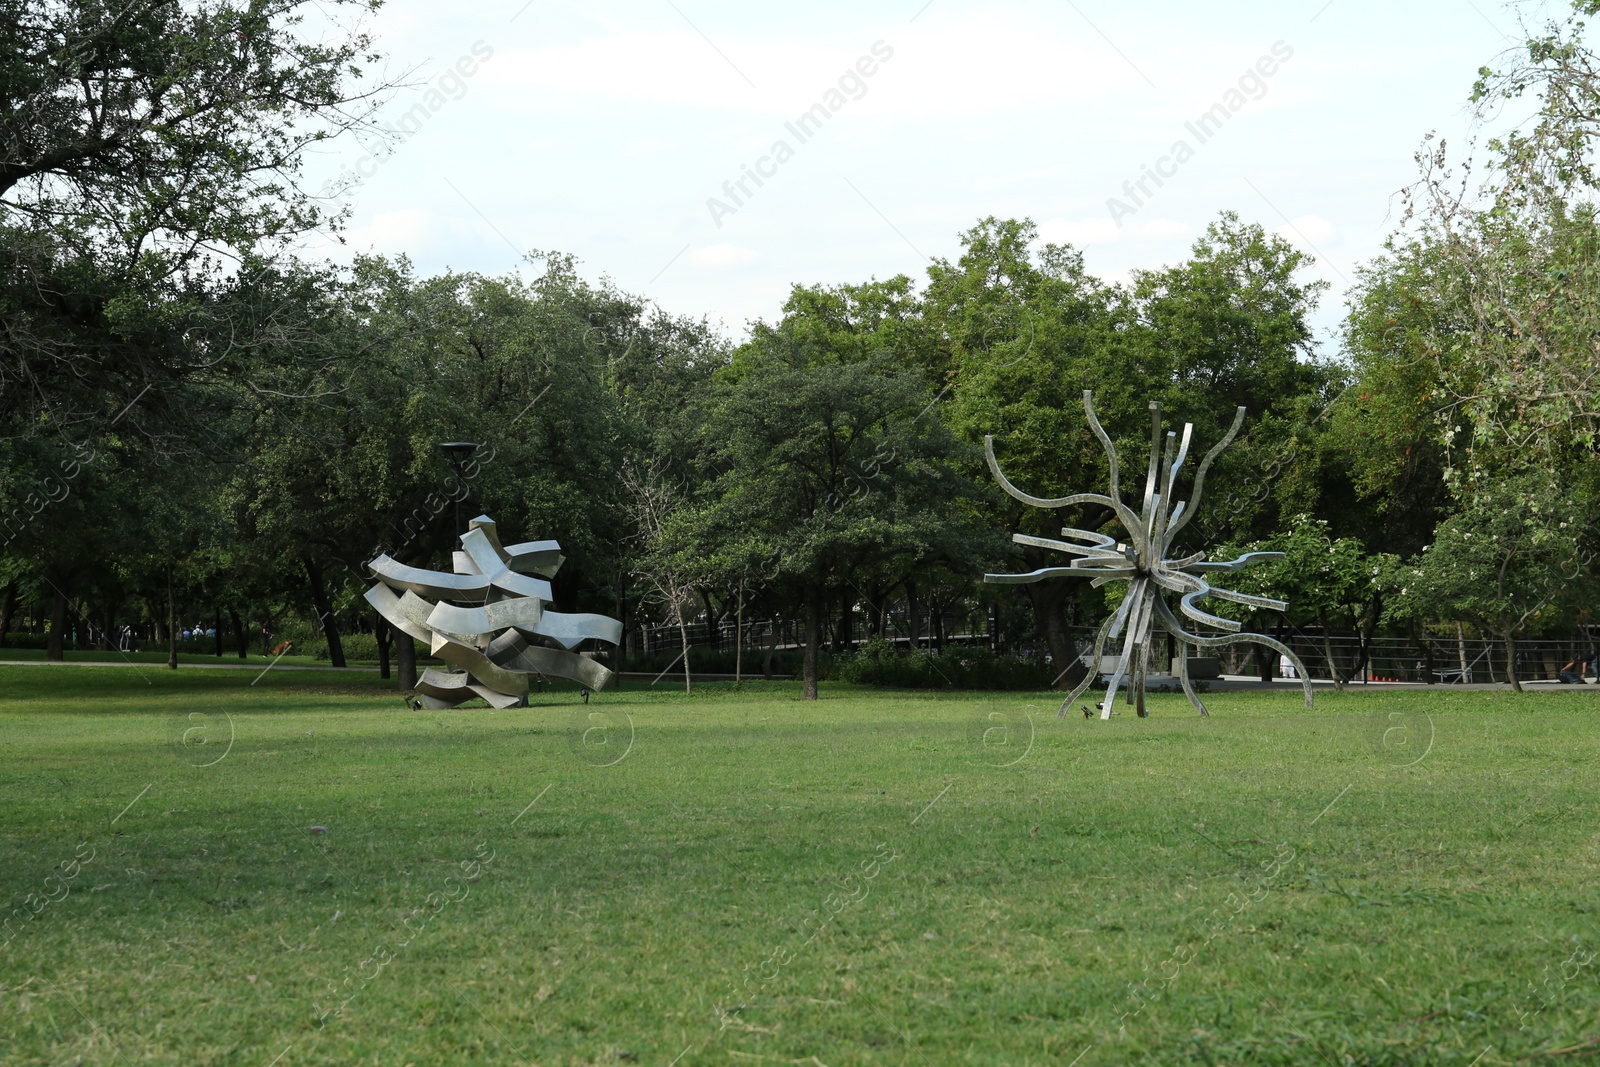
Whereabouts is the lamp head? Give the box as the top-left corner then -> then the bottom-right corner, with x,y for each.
438,441 -> 481,466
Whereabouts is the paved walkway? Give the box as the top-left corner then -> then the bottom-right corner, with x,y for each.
1206,673 -> 1599,693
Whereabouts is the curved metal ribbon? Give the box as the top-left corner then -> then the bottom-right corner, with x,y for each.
984,435 -> 1116,512
366,518 -> 621,707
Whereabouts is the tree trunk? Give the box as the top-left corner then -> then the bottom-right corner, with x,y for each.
0,582 -> 15,647
1505,632 -> 1521,692
213,605 -> 223,657
616,576 -> 628,679
673,594 -> 693,695
376,612 -> 392,680
1257,641 -> 1274,682
303,555 -> 346,667
906,578 -> 920,652
865,581 -> 885,640
1413,621 -> 1435,684
734,579 -> 744,689
802,588 -> 821,701
836,589 -> 854,653
1456,621 -> 1470,684
396,632 -> 417,690
762,614 -> 780,679
1353,603 -> 1380,682
1024,579 -> 1082,689
698,589 -> 721,652
166,567 -> 178,670
1319,614 -> 1343,689
229,607 -> 248,658
47,587 -> 67,661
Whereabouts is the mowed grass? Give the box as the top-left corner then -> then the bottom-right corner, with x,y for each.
2,667 -> 1599,1066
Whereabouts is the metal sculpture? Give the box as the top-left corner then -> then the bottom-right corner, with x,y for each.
985,391 -> 1312,718
365,516 -> 622,709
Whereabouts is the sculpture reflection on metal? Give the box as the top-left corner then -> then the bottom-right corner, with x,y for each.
365,516 -> 622,709
985,391 -> 1312,719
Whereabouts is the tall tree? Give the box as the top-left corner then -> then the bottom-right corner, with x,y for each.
698,297 -> 989,699
1,0 -> 391,442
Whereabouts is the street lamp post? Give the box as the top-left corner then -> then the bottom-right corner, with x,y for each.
438,441 -> 481,536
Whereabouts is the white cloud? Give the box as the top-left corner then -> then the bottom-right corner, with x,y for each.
1034,217 -> 1188,250
345,208 -> 437,249
1134,218 -> 1189,240
1278,214 -> 1337,246
485,6 -> 1141,118
691,243 -> 760,268
624,136 -> 674,156
1038,216 -> 1121,246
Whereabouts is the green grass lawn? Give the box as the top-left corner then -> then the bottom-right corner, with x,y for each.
2,667 -> 1598,1065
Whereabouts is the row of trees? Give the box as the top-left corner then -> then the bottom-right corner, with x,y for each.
0,1 -> 1595,696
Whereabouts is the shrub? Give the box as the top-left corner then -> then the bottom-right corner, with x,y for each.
619,645 -> 809,678
1,632 -> 47,649
306,631 -> 383,662
836,637 -> 1054,690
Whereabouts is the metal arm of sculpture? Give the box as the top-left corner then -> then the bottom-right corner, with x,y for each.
984,393 -> 1312,719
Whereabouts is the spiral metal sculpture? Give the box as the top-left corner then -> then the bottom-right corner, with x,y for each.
985,391 -> 1312,718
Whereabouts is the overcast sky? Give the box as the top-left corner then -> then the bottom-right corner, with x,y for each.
296,0 -> 1545,351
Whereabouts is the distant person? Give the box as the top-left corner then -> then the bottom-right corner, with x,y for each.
1280,653 -> 1297,679
1560,648 -> 1597,684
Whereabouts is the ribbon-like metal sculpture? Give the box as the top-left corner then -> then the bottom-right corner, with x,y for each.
985,391 -> 1312,718
366,516 -> 622,708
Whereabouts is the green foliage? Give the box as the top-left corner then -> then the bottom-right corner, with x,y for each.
0,0 -> 384,259
1387,478 -> 1586,640
299,630 -> 383,663
1351,2 -> 1600,502
1223,519 -> 1400,627
1214,519 -> 1401,685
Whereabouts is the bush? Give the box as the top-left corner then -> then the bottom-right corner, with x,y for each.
620,645 -> 808,678
1,632 -> 47,649
836,637 -> 1054,690
306,631 -> 384,662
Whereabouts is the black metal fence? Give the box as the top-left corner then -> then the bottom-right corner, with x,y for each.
630,612 -> 1597,686
630,607 -> 1001,658
1206,629 -> 1598,684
